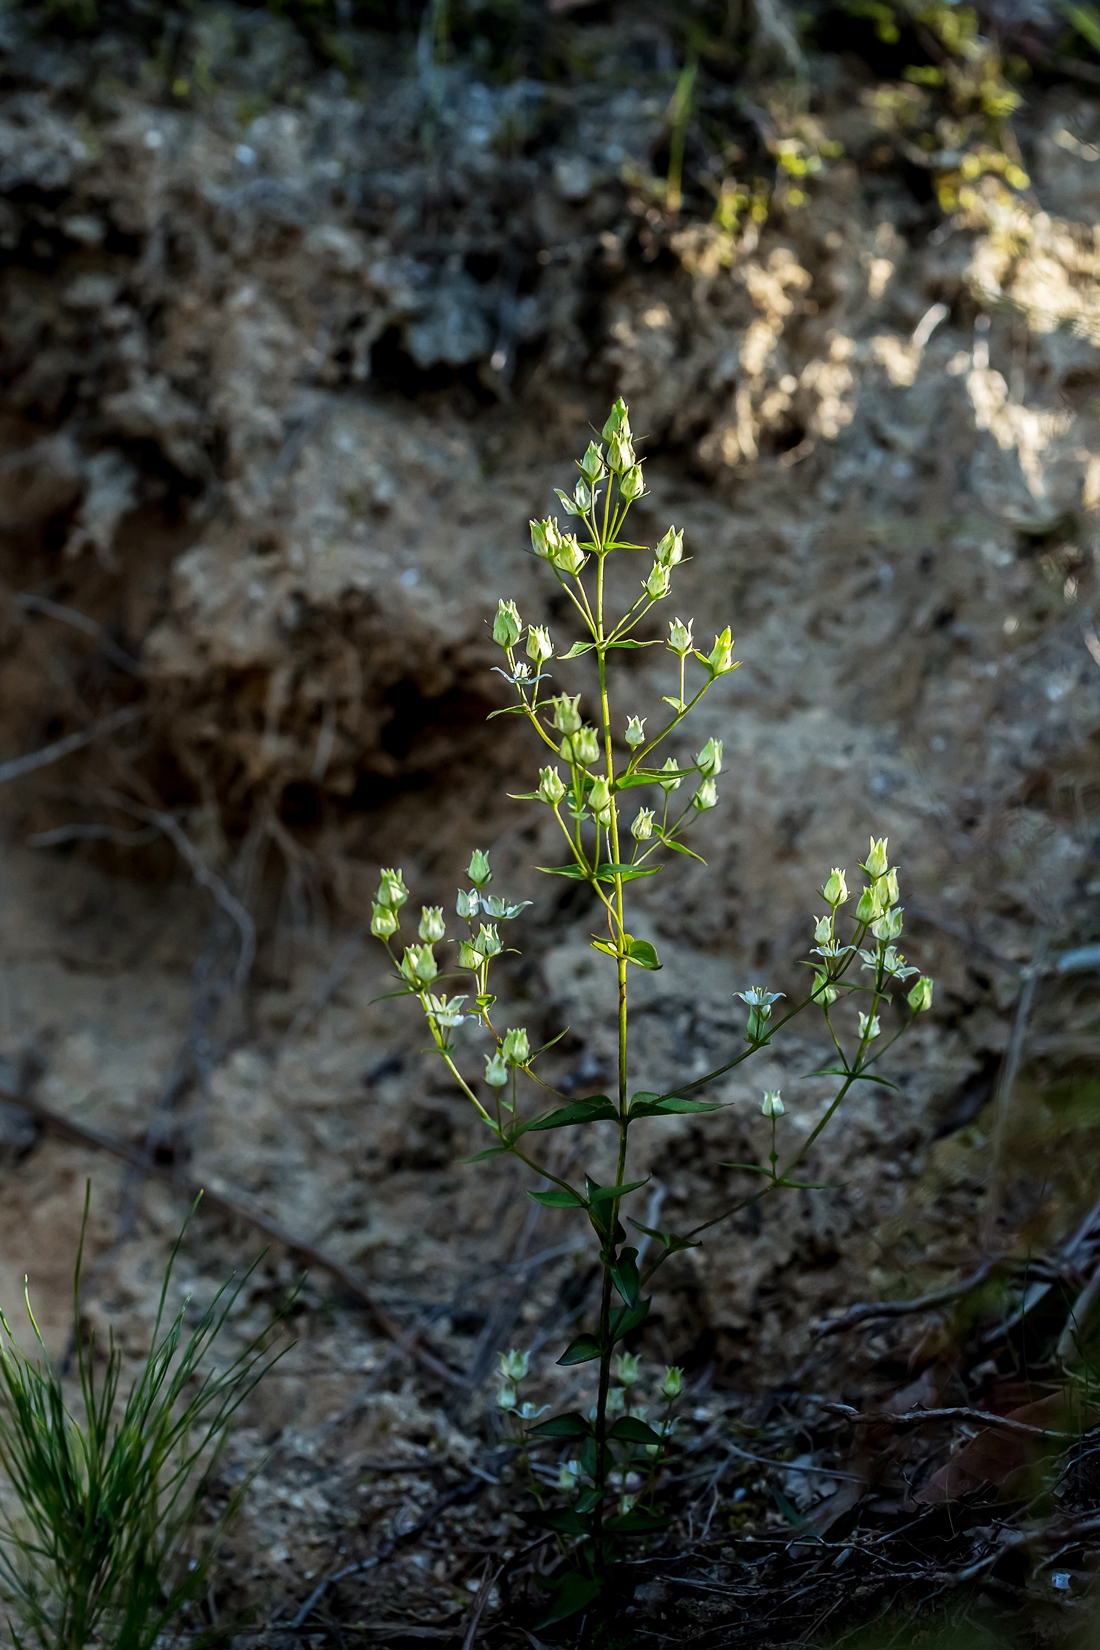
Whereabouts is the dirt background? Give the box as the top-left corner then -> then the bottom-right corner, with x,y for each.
0,0 -> 1100,1636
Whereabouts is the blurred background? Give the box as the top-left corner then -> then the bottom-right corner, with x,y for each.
0,0 -> 1099,1637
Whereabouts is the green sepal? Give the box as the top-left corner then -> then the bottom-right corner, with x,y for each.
610,1296 -> 650,1343
661,837 -> 707,864
518,1097 -> 618,1135
558,640 -> 595,658
629,1092 -> 723,1118
528,1186 -> 587,1208
475,993 -> 496,1010
587,1177 -> 649,1204
624,937 -> 661,970
527,1411 -> 592,1439
605,1507 -> 671,1533
507,790 -> 541,801
609,1415 -> 662,1445
557,1333 -> 602,1365
534,1571 -> 602,1628
610,1247 -> 639,1305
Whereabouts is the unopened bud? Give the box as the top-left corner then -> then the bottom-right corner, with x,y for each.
376,867 -> 408,909
645,562 -> 670,600
693,778 -> 718,812
485,1052 -> 509,1088
493,599 -> 522,648
655,526 -> 684,567
814,914 -> 832,944
558,1459 -> 580,1490
371,903 -> 398,939
661,1366 -> 683,1400
620,464 -> 645,502
659,758 -> 683,792
908,975 -> 934,1013
884,867 -> 899,906
614,1352 -> 641,1386
459,940 -> 484,970
400,944 -> 438,985
703,627 -> 736,677
608,431 -> 635,472
631,807 -> 654,840
858,1011 -> 881,1041
625,715 -> 646,748
502,1027 -> 530,1066
550,533 -> 587,577
527,625 -> 553,664
538,766 -> 566,805
496,1379 -> 518,1411
872,907 -> 904,941
580,440 -> 605,480
696,737 -> 723,777
668,616 -> 694,655
567,726 -> 600,767
500,1348 -> 530,1382
587,776 -> 613,824
456,888 -> 480,919
865,836 -> 889,879
822,868 -> 848,907
602,396 -> 631,441
551,694 -> 582,735
812,970 -> 837,1006
761,1089 -> 784,1117
476,923 -> 502,957
468,849 -> 492,888
855,884 -> 883,924
419,906 -> 446,943
530,519 -> 551,558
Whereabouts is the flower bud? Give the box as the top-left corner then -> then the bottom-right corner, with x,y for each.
485,1052 -> 509,1088
884,867 -> 899,906
872,907 -> 904,942
855,884 -> 883,924
567,726 -> 600,767
493,598 -> 522,648
551,694 -> 582,735
811,969 -> 837,1006
693,778 -> 718,812
655,527 -> 684,567
419,906 -> 446,943
376,867 -> 408,909
822,868 -> 848,907
587,776 -> 612,823
658,758 -> 683,792
661,1366 -> 683,1400
908,975 -> 934,1013
475,923 -> 502,957
606,1385 -> 626,1416
613,1351 -> 641,1386
574,477 -> 592,513
668,616 -> 694,655
538,766 -> 566,805
620,464 -> 645,502
371,902 -> 398,939
400,944 -> 437,985
625,715 -> 646,748
645,562 -> 671,600
459,940 -> 484,970
502,1027 -> 530,1066
865,836 -> 889,878
814,915 -> 832,944
858,1012 -> 881,1041
456,888 -> 480,919
761,1089 -> 784,1117
602,396 -> 630,441
500,1348 -> 530,1382
696,737 -> 723,777
550,533 -> 587,576
558,1459 -> 580,1491
631,807 -> 654,840
608,432 -> 635,472
580,440 -> 605,481
496,1379 -> 518,1411
530,518 -> 551,558
703,627 -> 736,677
468,850 -> 492,888
527,625 -> 553,665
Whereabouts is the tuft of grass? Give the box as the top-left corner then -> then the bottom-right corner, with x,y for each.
0,1191 -> 287,1650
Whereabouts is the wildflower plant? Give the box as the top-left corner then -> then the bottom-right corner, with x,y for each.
371,399 -> 933,1622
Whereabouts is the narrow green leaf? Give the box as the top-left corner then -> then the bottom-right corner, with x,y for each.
507,790 -> 541,801
610,1296 -> 651,1343
528,1185 -> 587,1209
609,1415 -> 662,1445
630,1093 -> 723,1118
558,641 -> 594,658
541,1508 -> 593,1538
459,1145 -> 511,1163
538,863 -> 590,880
777,1177 -> 839,1191
595,862 -> 661,882
624,937 -> 661,970
574,1485 -> 602,1512
519,1097 -> 618,1134
627,1217 -> 700,1251
557,1333 -> 602,1365
527,1411 -> 592,1439
607,638 -> 661,649
535,1571 -> 602,1628
719,1161 -> 774,1177
588,1177 -> 649,1204
661,838 -> 707,864
610,1247 -> 639,1306
486,703 -> 530,718
615,770 -> 671,790
808,1066 -> 898,1089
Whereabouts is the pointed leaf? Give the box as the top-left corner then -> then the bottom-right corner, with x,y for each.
595,862 -> 661,882
541,1508 -> 593,1537
535,1571 -> 602,1628
574,1486 -> 602,1512
558,641 -> 594,658
610,1296 -> 651,1343
519,1097 -> 618,1134
630,1092 -> 723,1118
487,703 -> 530,719
610,1247 -> 640,1306
661,837 -> 707,864
627,1217 -> 700,1251
615,770 -> 671,791
528,1186 -> 587,1209
609,1415 -> 663,1445
538,863 -> 590,879
719,1161 -> 775,1177
624,937 -> 661,970
557,1333 -> 602,1365
607,638 -> 661,648
808,1064 -> 898,1089
460,1145 -> 511,1163
527,1411 -> 592,1439
588,1177 -> 649,1204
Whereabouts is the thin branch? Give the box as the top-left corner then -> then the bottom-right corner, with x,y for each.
815,1256 -> 1005,1335
0,705 -> 146,787
12,592 -> 142,675
826,1403 -> 1081,1440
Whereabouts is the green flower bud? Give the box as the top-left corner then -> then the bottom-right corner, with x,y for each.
865,836 -> 889,879
811,969 -> 838,1006
496,1377 -> 518,1409
558,1459 -> 580,1490
814,914 -> 832,944
761,1089 -> 784,1117
872,907 -> 904,942
419,906 -> 446,943
645,562 -> 671,600
527,625 -> 553,664
661,1365 -> 683,1400
566,726 -> 600,768
456,888 -> 480,919
400,944 -> 437,985
696,737 -> 723,777
459,940 -> 484,970
485,1052 -> 509,1088
602,396 -> 631,441
620,464 -> 645,502
855,884 -> 883,924
550,533 -> 587,576
530,518 -> 552,558
631,806 -> 654,840
574,477 -> 592,513
608,431 -> 635,472
502,1027 -> 530,1066
587,776 -> 613,824
580,440 -> 606,480
500,1348 -> 530,1382
625,715 -> 646,748
538,766 -> 566,805
858,1011 -> 881,1041
908,975 -> 934,1012
468,849 -> 492,887
371,902 -> 398,939
376,867 -> 408,909
822,867 -> 848,907
668,616 -> 694,655
613,1351 -> 641,1386
606,1385 -> 626,1415
702,627 -> 736,677
475,923 -> 502,957
658,758 -> 683,792
693,778 -> 718,812
493,598 -> 522,648
884,866 -> 899,906
655,526 -> 684,567
551,693 -> 582,735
